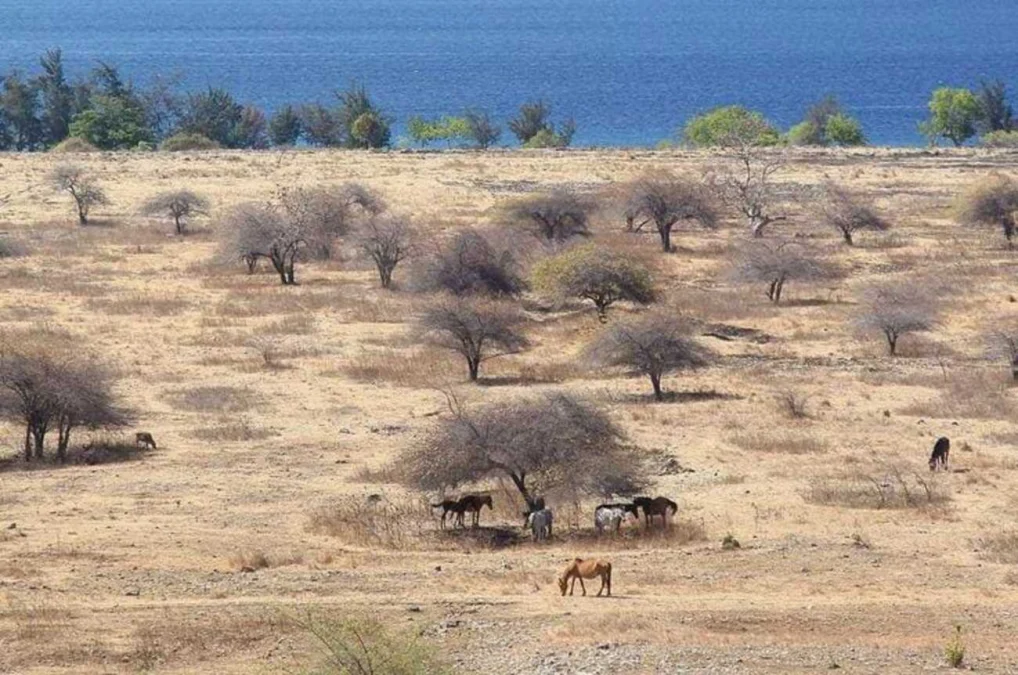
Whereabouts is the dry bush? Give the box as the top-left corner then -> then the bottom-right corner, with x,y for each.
565,517 -> 707,549
729,431 -> 827,454
976,531 -> 1018,563
804,464 -> 949,510
730,239 -> 841,305
187,417 -> 278,442
84,295 -> 191,316
228,549 -> 304,571
307,498 -> 432,549
816,182 -> 891,245
855,281 -> 939,356
260,314 -> 316,335
129,611 -> 285,671
900,371 -> 1016,421
617,171 -> 717,252
775,389 -> 814,419
164,386 -> 261,413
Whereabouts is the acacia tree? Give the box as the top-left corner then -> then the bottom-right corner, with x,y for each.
416,298 -> 529,381
218,203 -> 306,284
856,283 -> 938,356
141,189 -> 210,235
818,183 -> 890,245
505,190 -> 591,243
920,87 -> 981,147
51,164 -> 110,225
278,183 -> 384,259
621,171 -> 717,251
357,215 -> 416,288
411,229 -> 527,297
0,346 -> 130,462
708,132 -> 785,237
397,392 -> 649,510
531,244 -> 655,321
586,314 -> 713,401
954,174 -> 1018,248
731,240 -> 839,304
988,326 -> 1018,381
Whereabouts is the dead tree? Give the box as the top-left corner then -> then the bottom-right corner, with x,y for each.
504,190 -> 592,243
856,283 -> 938,356
357,215 -> 416,289
954,174 -> 1018,248
585,314 -> 713,401
50,164 -> 110,225
731,240 -> 839,304
707,140 -> 787,237
988,327 -> 1018,380
818,183 -> 890,245
397,392 -> 648,511
141,189 -> 210,235
621,172 -> 717,251
416,297 -> 529,381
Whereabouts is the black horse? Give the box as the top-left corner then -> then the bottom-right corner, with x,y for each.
632,496 -> 678,528
929,437 -> 950,472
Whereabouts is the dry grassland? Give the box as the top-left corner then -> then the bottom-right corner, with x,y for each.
1,147 -> 1018,673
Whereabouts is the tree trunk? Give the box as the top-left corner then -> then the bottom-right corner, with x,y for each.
32,426 -> 46,459
595,301 -> 609,323
774,277 -> 785,304
175,215 -> 184,235
886,330 -> 898,356
842,228 -> 854,245
77,204 -> 88,226
650,372 -> 664,401
751,215 -> 769,237
1005,217 -> 1015,250
244,254 -> 258,274
767,279 -> 778,302
507,471 -> 538,512
378,263 -> 393,289
659,225 -> 672,252
24,424 -> 32,462
467,356 -> 480,381
57,419 -> 73,463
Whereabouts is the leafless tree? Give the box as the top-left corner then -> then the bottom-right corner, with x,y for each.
277,183 -> 384,260
817,183 -> 890,245
50,164 -> 110,225
141,189 -> 210,235
0,345 -> 131,462
585,314 -> 713,401
987,326 -> 1018,380
954,173 -> 1018,248
357,215 -> 417,289
504,190 -> 592,243
217,202 -> 305,284
621,172 -> 718,251
416,297 -> 529,381
411,228 -> 527,297
731,239 -> 840,304
706,140 -> 787,237
856,283 -> 938,356
397,392 -> 649,510
531,244 -> 656,321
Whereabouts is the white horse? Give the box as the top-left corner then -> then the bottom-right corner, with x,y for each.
527,508 -> 553,541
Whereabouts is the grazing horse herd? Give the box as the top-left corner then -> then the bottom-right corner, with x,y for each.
429,437 -> 953,599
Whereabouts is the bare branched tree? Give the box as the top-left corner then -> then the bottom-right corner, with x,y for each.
987,326 -> 1018,380
217,203 -> 305,284
411,228 -> 527,297
50,164 -> 110,225
416,297 -> 529,381
817,183 -> 890,245
396,392 -> 649,510
141,189 -> 210,235
504,190 -> 592,243
954,173 -> 1018,248
731,240 -> 840,304
856,283 -> 939,356
278,183 -> 384,259
706,140 -> 787,237
585,313 -> 713,401
0,343 -> 131,462
621,172 -> 718,251
531,244 -> 655,321
357,215 -> 417,289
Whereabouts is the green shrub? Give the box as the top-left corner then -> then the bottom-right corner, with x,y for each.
294,612 -> 449,675
825,113 -> 866,146
159,132 -> 221,152
981,130 -> 1018,148
49,137 -> 99,153
682,105 -> 780,148
945,625 -> 965,668
531,243 -> 655,320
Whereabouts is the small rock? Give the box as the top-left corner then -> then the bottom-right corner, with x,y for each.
125,588 -> 140,597
407,605 -> 421,613
6,523 -> 15,529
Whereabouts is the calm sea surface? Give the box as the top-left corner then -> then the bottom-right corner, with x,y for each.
1,0 -> 1016,146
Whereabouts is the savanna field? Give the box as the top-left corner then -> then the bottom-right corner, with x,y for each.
2,147 -> 1018,674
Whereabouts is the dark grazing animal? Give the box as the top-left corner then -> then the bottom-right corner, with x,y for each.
632,496 -> 678,528
431,499 -> 461,530
558,558 -> 612,597
135,432 -> 157,450
456,494 -> 493,528
929,436 -> 950,472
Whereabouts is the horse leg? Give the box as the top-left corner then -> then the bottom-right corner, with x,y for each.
597,575 -> 605,597
569,576 -> 577,596
579,578 -> 586,596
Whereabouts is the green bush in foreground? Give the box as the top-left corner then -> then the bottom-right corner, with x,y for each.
159,132 -> 221,152
295,613 -> 449,675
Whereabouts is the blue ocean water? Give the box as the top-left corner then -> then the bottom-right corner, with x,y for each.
1,0 -> 1016,147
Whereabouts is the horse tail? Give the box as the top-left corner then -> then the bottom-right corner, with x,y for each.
430,503 -> 442,509
668,500 -> 678,514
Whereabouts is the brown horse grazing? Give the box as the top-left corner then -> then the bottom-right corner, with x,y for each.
632,496 -> 678,528
456,494 -> 493,528
557,558 -> 612,597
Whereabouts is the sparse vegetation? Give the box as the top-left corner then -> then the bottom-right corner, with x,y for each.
620,171 -> 717,251
416,297 -> 529,381
141,189 -> 210,235
856,282 -> 938,355
531,243 -> 655,320
954,173 -> 1018,248
411,229 -> 527,297
504,190 -> 592,243
817,183 -> 890,245
358,214 -> 417,288
50,164 -> 109,225
731,239 -> 839,304
945,625 -> 965,668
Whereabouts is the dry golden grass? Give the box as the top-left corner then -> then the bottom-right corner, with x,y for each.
2,148 -> 1018,674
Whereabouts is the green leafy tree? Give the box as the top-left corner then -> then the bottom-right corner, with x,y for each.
299,103 -> 343,147
975,80 -> 1014,134
269,105 -> 303,146
69,95 -> 152,149
232,105 -> 268,149
0,71 -> 43,150
683,106 -> 780,148
407,115 -> 471,147
920,87 -> 981,146
825,113 -> 865,146
36,49 -> 75,146
178,87 -> 242,146
337,84 -> 391,148
531,244 -> 655,321
787,96 -> 865,147
509,100 -> 575,147
464,108 -> 500,149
